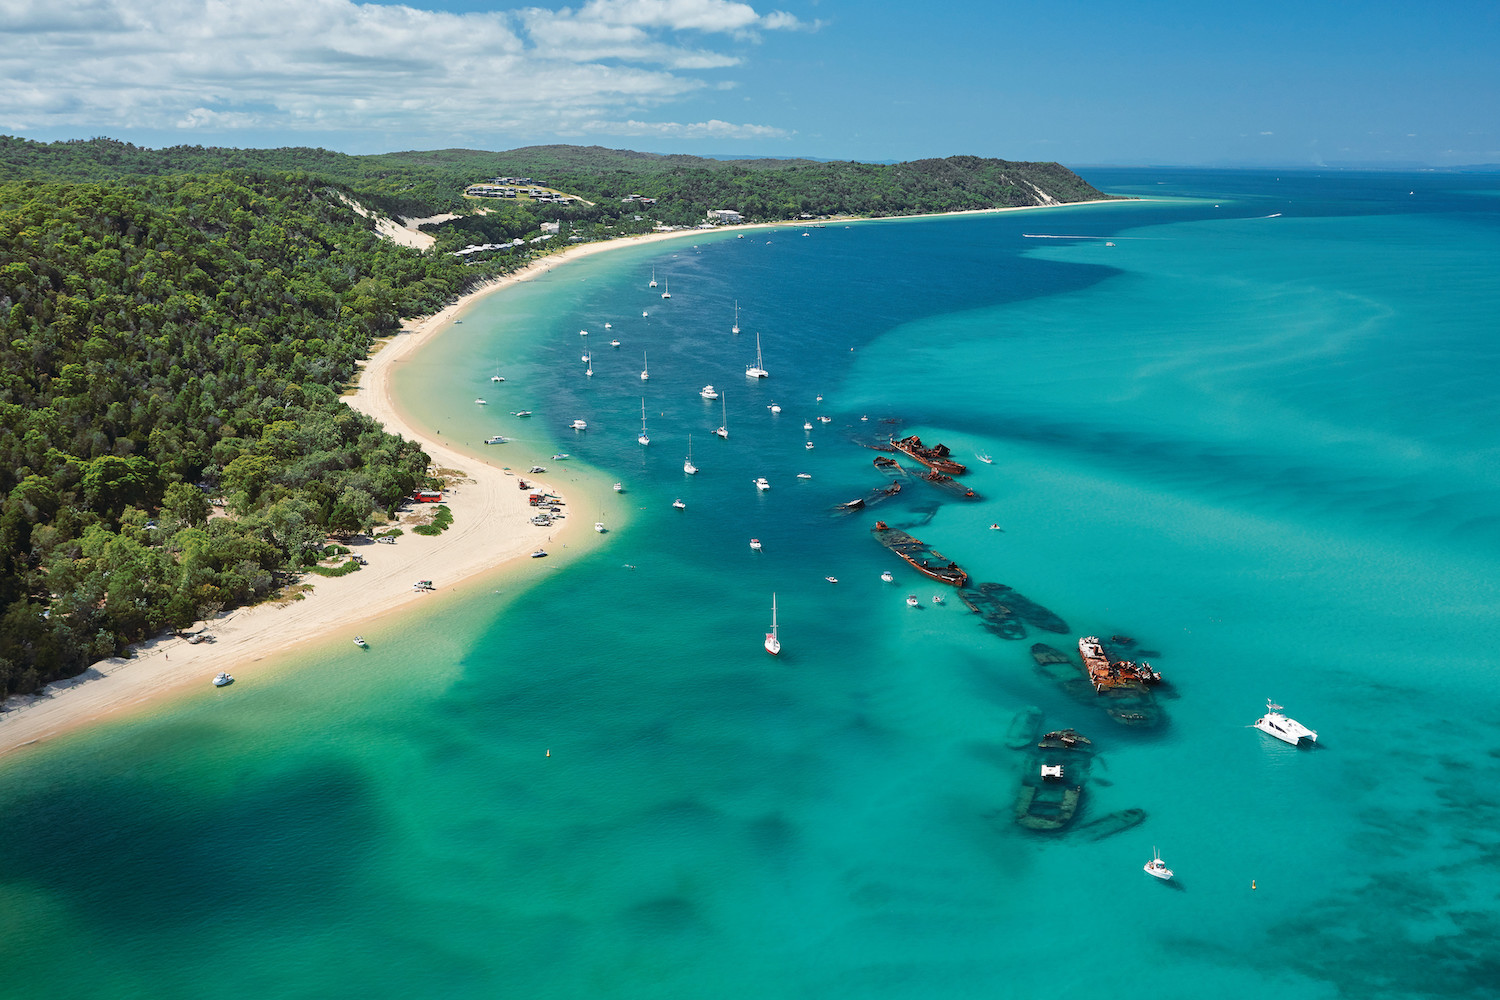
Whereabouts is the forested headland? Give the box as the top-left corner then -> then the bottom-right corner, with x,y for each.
0,135 -> 1113,697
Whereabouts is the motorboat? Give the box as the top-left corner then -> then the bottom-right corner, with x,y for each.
1144,848 -> 1174,881
906,594 -> 920,608
750,538 -> 762,551
474,398 -> 486,405
796,473 -> 812,479
754,477 -> 770,491
804,442 -> 814,450
213,672 -> 233,687
604,322 -> 612,329
825,576 -> 839,584
764,593 -> 780,655
1254,700 -> 1318,745
989,523 -> 1002,530
931,595 -> 945,605
613,482 -> 624,492
977,452 -> 994,464
642,310 -> 648,318
594,521 -> 606,533
818,415 -> 832,423
803,421 -> 813,430
746,332 -> 769,378
485,435 -> 507,444
529,466 -> 546,473
638,399 -> 650,446
513,410 -> 532,417
610,339 -> 621,348
700,385 -> 719,400
768,403 -> 781,414
672,498 -> 686,509
684,435 -> 697,475
881,571 -> 894,583
579,329 -> 588,336
353,636 -> 368,648
551,453 -> 569,460
531,549 -> 548,558
572,419 -> 587,430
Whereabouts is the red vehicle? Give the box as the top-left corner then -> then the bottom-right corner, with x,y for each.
413,490 -> 443,503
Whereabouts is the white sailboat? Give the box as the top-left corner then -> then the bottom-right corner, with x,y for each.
732,300 -> 740,335
764,593 -> 781,655
684,434 -> 697,475
649,268 -> 658,289
584,351 -> 592,377
640,351 -> 649,381
661,279 -> 671,300
746,332 -> 769,378
715,393 -> 728,439
638,398 -> 650,446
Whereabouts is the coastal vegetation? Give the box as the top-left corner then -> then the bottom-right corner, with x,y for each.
0,134 -> 1110,698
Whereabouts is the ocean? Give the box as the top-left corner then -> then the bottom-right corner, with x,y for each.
2,170 -> 1498,999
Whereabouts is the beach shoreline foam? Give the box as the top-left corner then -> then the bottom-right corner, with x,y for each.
0,202 -> 1122,760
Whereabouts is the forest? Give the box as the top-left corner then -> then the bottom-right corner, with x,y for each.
0,135 -> 1111,698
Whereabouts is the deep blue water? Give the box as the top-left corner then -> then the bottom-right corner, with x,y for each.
3,170 -> 1499,999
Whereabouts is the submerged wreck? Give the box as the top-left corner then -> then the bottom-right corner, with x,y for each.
872,522 -> 969,587
1014,730 -> 1094,832
889,435 -> 967,476
1031,643 -> 1163,728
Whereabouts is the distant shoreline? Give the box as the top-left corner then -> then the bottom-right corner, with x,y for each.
0,197 -> 1125,761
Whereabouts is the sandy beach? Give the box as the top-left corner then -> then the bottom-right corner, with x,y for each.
0,203 -> 1122,759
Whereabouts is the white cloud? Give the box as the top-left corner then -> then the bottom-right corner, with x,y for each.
0,0 -> 807,142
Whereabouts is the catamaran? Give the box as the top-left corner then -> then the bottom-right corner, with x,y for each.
661,279 -> 671,300
764,593 -> 781,655
684,434 -> 697,475
637,399 -> 650,446
649,268 -> 657,288
746,332 -> 769,378
1254,700 -> 1318,745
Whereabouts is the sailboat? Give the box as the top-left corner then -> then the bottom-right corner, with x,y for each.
640,351 -> 649,381
684,434 -> 697,475
649,268 -> 658,289
661,279 -> 671,300
732,300 -> 740,335
638,399 -> 650,446
584,351 -> 592,377
764,593 -> 781,655
715,393 -> 729,439
746,332 -> 769,378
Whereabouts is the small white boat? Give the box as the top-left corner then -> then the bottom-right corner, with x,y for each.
732,301 -> 740,335
931,595 -> 944,605
764,592 -> 780,655
825,576 -> 839,584
804,441 -> 814,450
605,322 -> 612,329
641,351 -> 649,381
750,538 -> 762,551
213,672 -> 233,687
860,415 -> 868,421
353,636 -> 368,648
1254,700 -> 1318,745
700,385 -> 719,400
531,549 -> 547,558
638,398 -> 650,446
989,523 -> 1002,530
579,329 -> 588,336
474,398 -> 486,405
881,571 -> 894,583
610,339 -> 621,348
572,419 -> 587,430
1144,848 -> 1174,881
613,482 -> 623,492
816,394 -> 823,402
672,498 -> 686,509
818,415 -> 831,423
485,435 -> 507,444
977,452 -> 994,464
769,403 -> 781,414
746,332 -> 769,378
642,310 -> 648,318
649,268 -> 658,289
552,453 -> 569,460
513,410 -> 532,417
715,394 -> 729,439
796,473 -> 812,479
661,279 -> 671,300
906,594 -> 920,607
754,477 -> 770,491
594,521 -> 606,533
684,434 -> 697,475
803,421 -> 813,430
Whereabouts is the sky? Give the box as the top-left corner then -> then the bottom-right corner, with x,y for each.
3,0 -> 1498,167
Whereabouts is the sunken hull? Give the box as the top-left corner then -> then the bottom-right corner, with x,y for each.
1013,736 -> 1093,832
872,522 -> 969,587
890,435 -> 968,476
1030,643 -> 1162,728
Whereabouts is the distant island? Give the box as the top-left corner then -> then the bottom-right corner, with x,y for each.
0,135 -> 1114,698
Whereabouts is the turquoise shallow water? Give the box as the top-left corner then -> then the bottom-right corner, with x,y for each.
3,171 -> 1500,999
